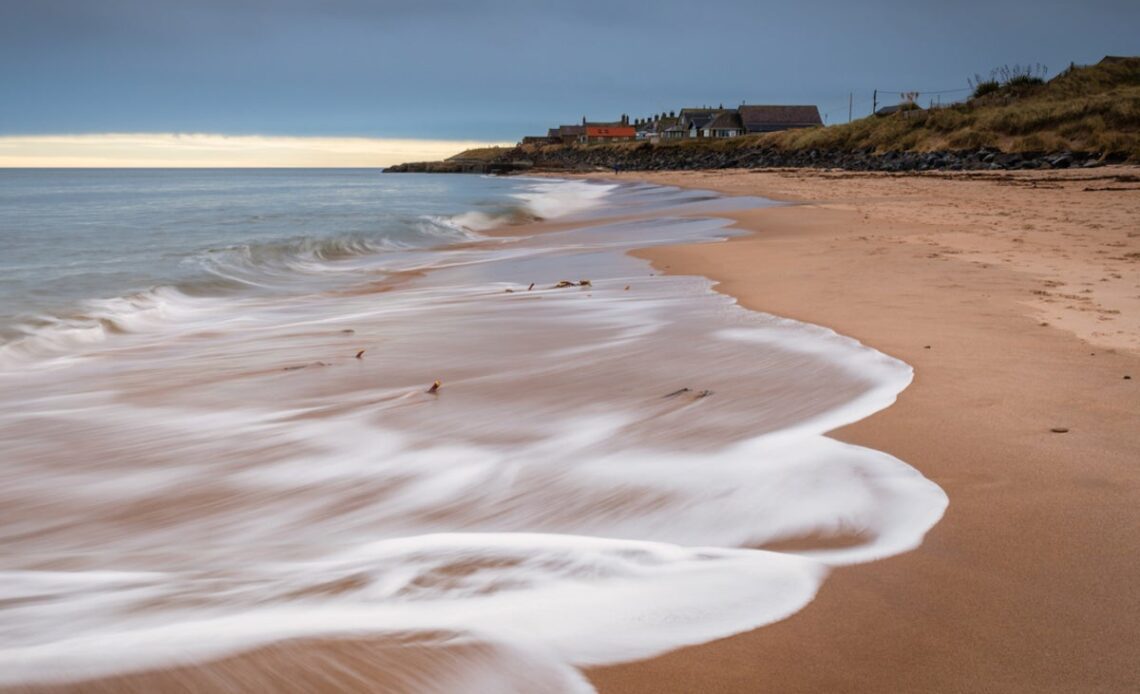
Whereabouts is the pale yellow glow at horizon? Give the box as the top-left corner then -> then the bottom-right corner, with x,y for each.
0,133 -> 513,168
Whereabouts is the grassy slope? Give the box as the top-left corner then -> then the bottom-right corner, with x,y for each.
764,57 -> 1140,157
514,57 -> 1140,161
446,146 -> 512,162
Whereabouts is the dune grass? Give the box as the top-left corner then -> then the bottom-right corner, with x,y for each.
761,57 -> 1140,158
521,58 -> 1139,162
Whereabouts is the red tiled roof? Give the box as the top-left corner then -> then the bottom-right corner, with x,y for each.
585,126 -> 636,137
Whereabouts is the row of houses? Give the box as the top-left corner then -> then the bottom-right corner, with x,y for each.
524,104 -> 823,145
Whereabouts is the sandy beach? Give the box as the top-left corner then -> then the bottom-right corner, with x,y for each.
5,168 -> 1138,693
578,167 -> 1140,692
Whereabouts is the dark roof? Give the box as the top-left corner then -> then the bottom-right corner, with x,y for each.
557,125 -> 585,136
704,111 -> 744,131
875,103 -> 923,117
678,108 -> 727,130
547,128 -> 560,138
738,105 -> 822,132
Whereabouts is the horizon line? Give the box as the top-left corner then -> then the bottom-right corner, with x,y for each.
0,133 -> 511,168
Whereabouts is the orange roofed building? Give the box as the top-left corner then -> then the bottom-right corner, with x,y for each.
579,115 -> 636,143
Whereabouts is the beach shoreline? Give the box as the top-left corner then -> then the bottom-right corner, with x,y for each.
3,173 -> 949,694
567,167 -> 1140,692
5,168 -> 1137,693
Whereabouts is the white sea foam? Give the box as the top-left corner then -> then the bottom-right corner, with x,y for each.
509,178 -> 619,220
0,177 -> 947,691
428,178 -> 618,233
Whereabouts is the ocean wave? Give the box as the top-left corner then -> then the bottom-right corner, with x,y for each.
0,179 -> 626,367
0,285 -> 217,368
424,178 -> 620,234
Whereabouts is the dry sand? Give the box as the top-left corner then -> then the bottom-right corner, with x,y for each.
577,167 -> 1140,693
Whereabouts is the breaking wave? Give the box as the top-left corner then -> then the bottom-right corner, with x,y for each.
0,177 -> 616,369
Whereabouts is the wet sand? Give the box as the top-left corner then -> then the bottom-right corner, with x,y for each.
7,169 -> 1138,693
3,179 -> 946,694
577,168 -> 1140,693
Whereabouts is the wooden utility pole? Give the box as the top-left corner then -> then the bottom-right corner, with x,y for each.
872,89 -> 877,116
848,92 -> 853,123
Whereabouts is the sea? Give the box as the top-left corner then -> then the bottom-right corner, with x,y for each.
0,169 -> 947,692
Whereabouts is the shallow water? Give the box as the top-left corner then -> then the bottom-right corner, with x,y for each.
0,171 -> 946,691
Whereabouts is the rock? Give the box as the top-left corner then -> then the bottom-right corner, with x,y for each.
1050,427 -> 1069,433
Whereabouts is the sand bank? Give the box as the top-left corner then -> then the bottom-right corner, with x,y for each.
578,167 -> 1140,693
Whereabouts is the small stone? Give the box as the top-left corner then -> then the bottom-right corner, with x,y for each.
1125,375 -> 1132,380
1050,427 -> 1069,433
924,345 -> 931,349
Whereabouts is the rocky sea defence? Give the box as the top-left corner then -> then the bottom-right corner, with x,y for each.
384,142 -> 1122,175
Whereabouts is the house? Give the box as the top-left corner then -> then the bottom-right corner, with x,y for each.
701,111 -> 745,138
634,119 -> 656,141
549,125 -> 585,144
677,107 -> 728,138
737,105 -> 822,133
579,115 -> 636,143
583,125 -> 636,142
645,114 -> 680,141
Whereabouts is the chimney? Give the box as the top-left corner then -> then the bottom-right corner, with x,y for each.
582,116 -> 586,125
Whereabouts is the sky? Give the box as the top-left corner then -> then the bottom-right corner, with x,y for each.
2,0 -> 1137,166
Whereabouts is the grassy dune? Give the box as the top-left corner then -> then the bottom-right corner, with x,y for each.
437,57 -> 1139,168
763,57 -> 1139,157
